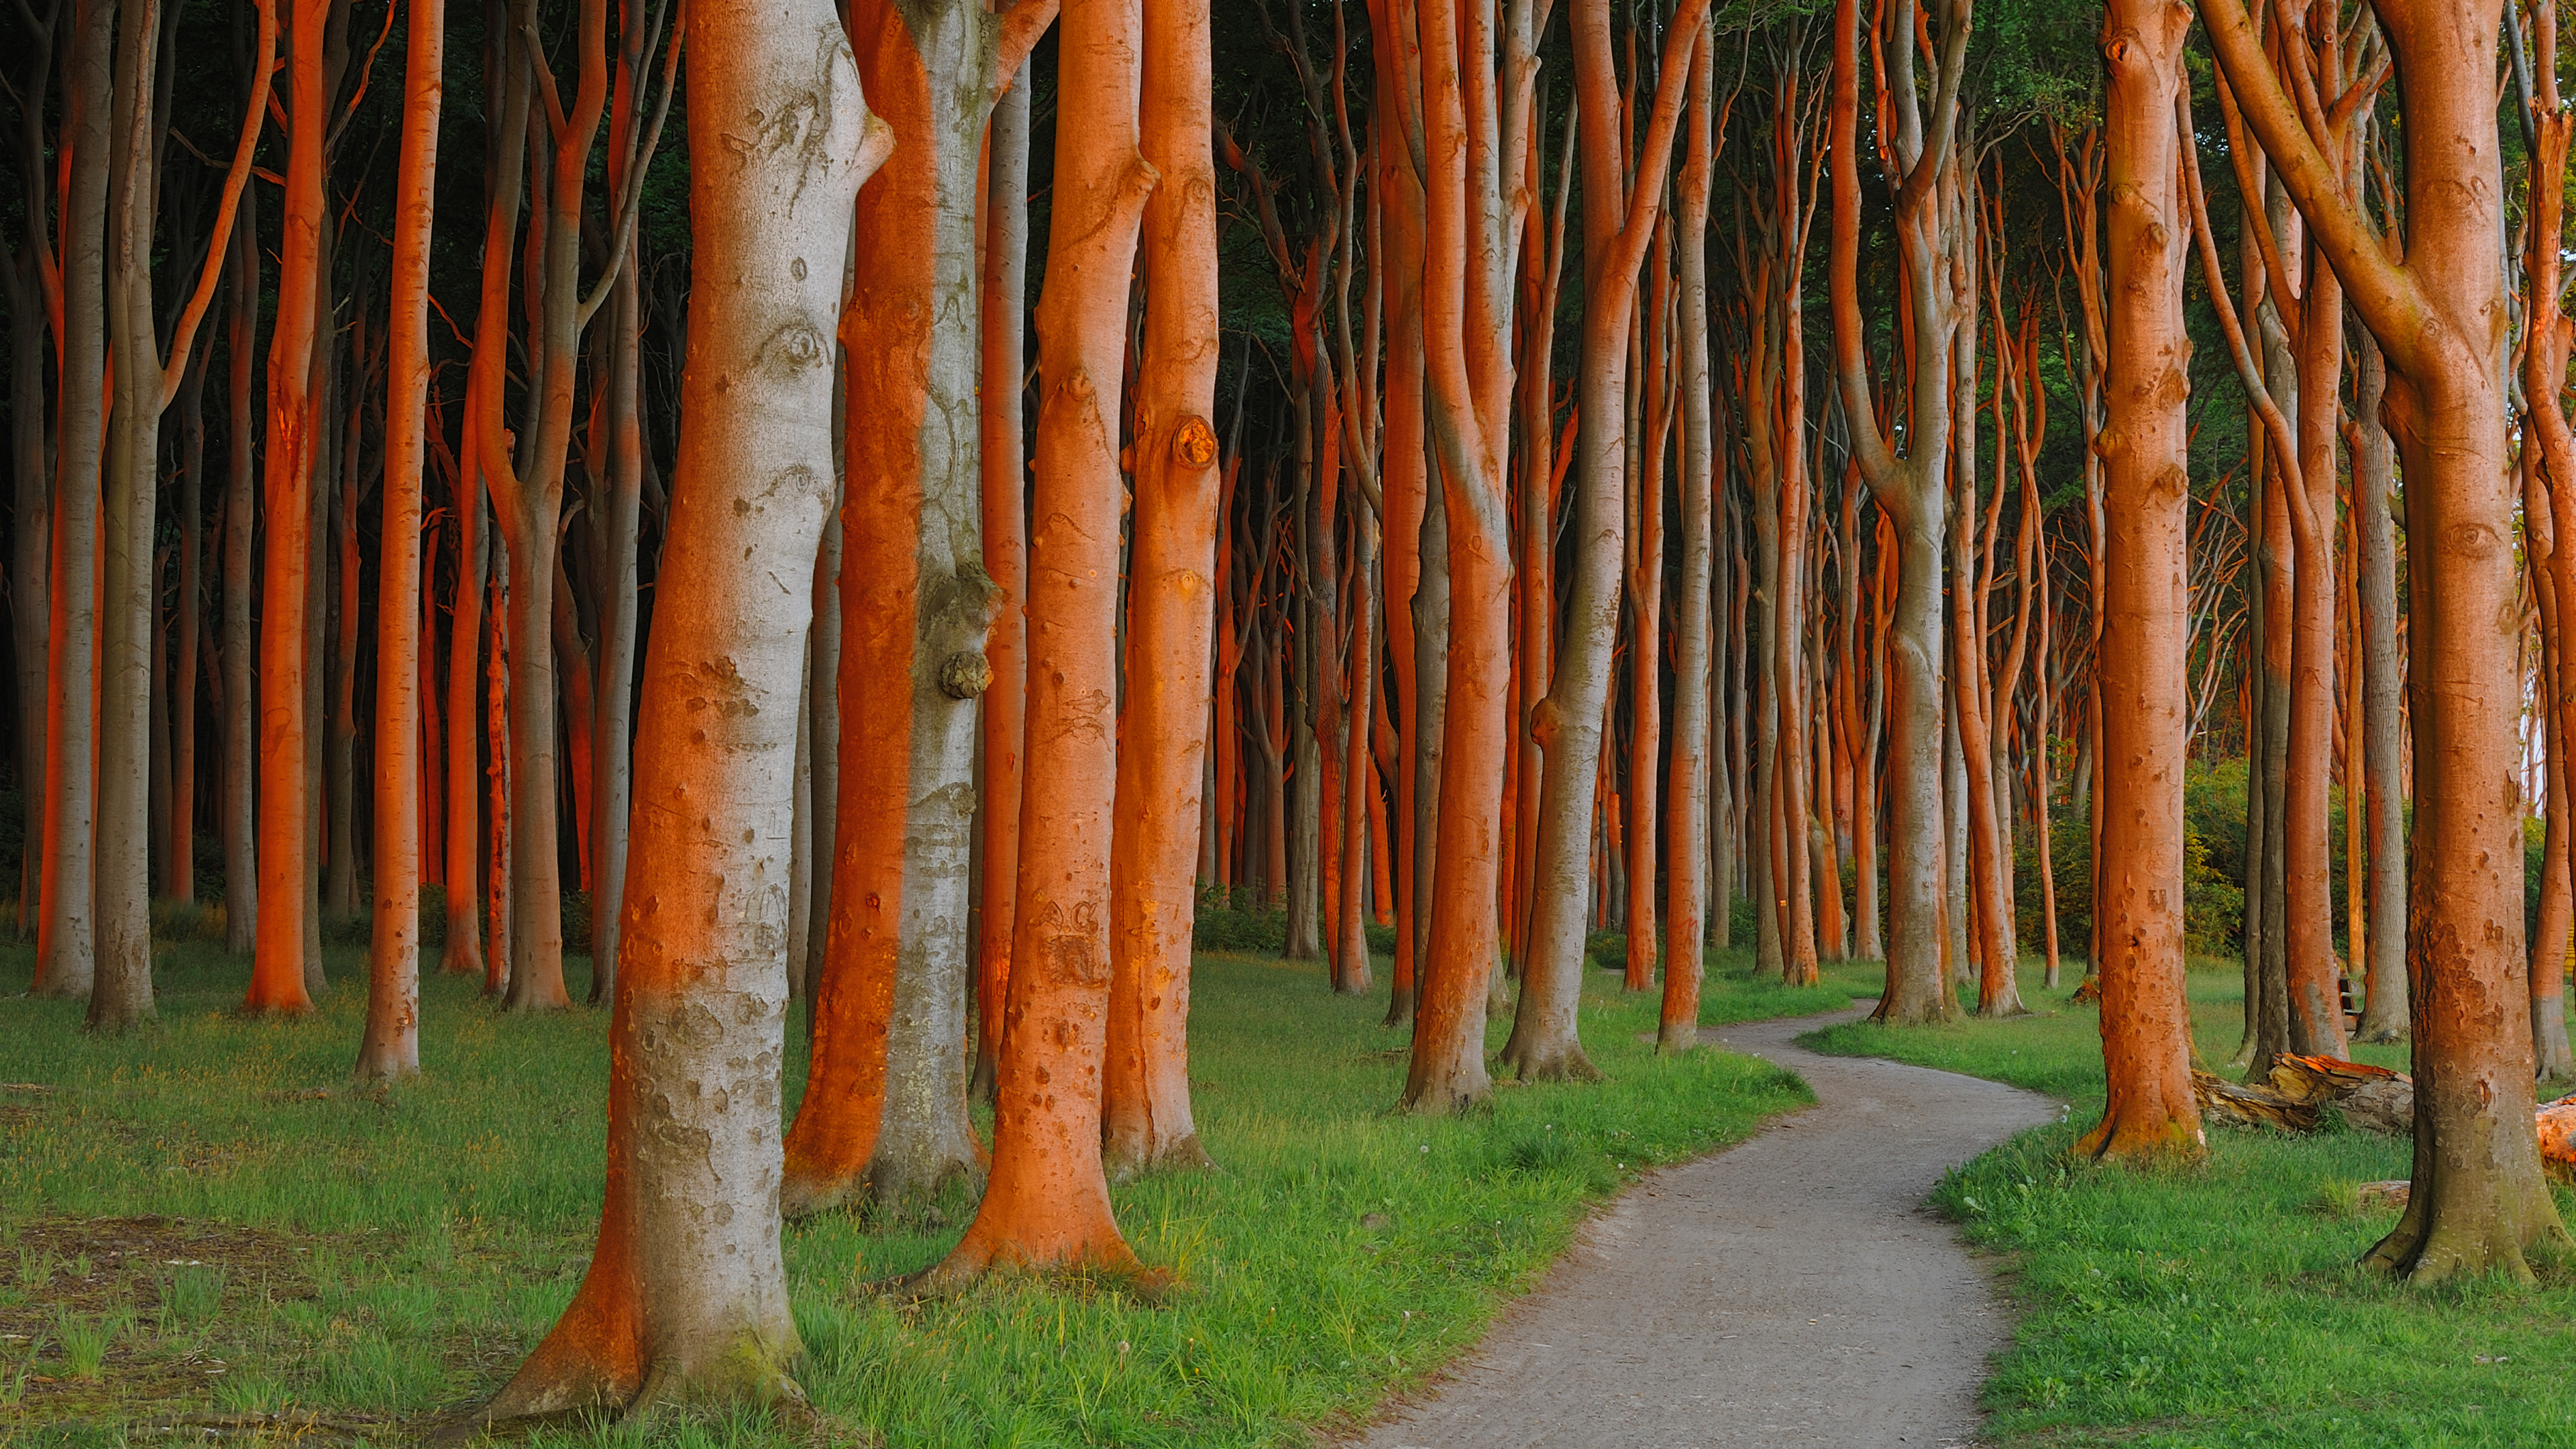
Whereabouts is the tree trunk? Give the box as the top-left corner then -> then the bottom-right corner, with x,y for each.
923,0 -> 1148,1283
36,0 -> 112,1003
2206,0 -> 2568,1282
1104,0 -> 1218,1177
244,0 -> 329,1015
2352,326 -> 2408,1041
1662,34 -> 1715,1049
1508,0 -> 1705,1083
1829,0 -> 1967,1025
359,0 -> 441,1081
481,0 -> 880,1415
222,193 -> 258,956
971,60 -> 1030,1101
2076,20 -> 2202,1160
782,0 -> 1050,1216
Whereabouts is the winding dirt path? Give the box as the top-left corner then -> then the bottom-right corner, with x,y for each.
1354,1006 -> 2057,1449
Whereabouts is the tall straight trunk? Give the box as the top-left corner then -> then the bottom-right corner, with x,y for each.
782,0 -> 1053,1216
35,0 -> 112,1002
484,564 -> 511,992
325,320 -> 363,920
421,520 -> 443,885
449,35 -> 529,984
359,0 -> 441,1081
2352,325 -> 2407,1040
4,7 -> 52,943
1332,519 -> 1377,993
483,1 -> 879,1409
2208,0 -> 2569,1282
925,0 -> 1147,1281
244,0 -> 327,1014
588,255 -> 643,1002
97,0 -> 164,1027
1509,0 -> 1707,1083
971,61 -> 1030,1099
168,349 -> 205,906
441,483 -> 488,975
2075,21 -> 2202,1161
2282,235 -> 2349,1060
1662,33 -> 1715,1049
221,191 -> 257,955
1624,227 -> 1671,994
2530,457 -> 2575,1079
1104,0 -> 1218,1175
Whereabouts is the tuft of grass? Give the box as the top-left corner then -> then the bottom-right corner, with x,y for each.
0,932 -> 1811,1444
54,1313 -> 109,1381
1809,956 -> 2576,1448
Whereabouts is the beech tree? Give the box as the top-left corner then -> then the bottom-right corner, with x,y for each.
1105,0 -> 1220,1177
2074,0 -> 2199,1161
482,0 -> 888,1411
359,0 -> 444,1081
922,0 -> 1155,1281
782,0 -> 1055,1218
2205,0 -> 2570,1280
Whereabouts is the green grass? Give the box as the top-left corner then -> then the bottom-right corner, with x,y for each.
0,934 -> 1813,1446
1803,959 -> 2576,1448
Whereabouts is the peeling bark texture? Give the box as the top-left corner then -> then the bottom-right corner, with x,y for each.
2206,0 -> 2567,1283
2076,9 -> 2202,1161
785,0 -> 1051,1218
922,0 -> 1150,1283
359,0 -> 443,1079
480,0 -> 879,1417
1104,0 -> 1218,1181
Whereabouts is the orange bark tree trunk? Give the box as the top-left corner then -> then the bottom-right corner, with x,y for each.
1507,0 -> 1707,1083
1403,0 -> 1551,1112
971,55 -> 1033,1105
244,0 -> 330,1016
358,0 -> 441,1081
1103,0 -> 1218,1178
2208,0 -> 2571,1283
1660,30 -> 1717,1050
35,0 -> 110,1003
922,0 -> 1153,1281
480,0 -> 885,1415
2073,2 -> 2202,1162
781,0 -> 1054,1216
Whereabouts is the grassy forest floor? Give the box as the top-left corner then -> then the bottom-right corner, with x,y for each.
1807,961 -> 2576,1449
0,931 -> 1837,1447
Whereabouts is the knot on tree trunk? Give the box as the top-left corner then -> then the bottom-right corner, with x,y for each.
940,650 -> 994,699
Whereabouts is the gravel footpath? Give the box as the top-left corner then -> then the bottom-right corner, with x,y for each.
1352,1004 -> 2057,1449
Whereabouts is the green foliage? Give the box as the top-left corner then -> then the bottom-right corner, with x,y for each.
2012,757 -> 2257,967
0,935 -> 1813,1443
